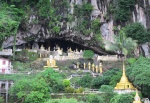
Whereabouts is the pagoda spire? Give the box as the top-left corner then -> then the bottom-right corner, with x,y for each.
133,89 -> 142,103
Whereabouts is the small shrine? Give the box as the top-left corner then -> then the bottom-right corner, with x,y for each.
114,62 -> 135,94
133,89 -> 142,103
44,55 -> 58,68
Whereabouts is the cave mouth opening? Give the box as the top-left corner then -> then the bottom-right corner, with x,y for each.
14,38 -> 109,55
20,38 -> 90,53
38,38 -> 86,52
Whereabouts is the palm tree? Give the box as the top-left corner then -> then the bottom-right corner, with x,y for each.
104,30 -> 137,58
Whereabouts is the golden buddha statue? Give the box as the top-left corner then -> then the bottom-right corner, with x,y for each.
88,62 -> 91,70
114,62 -> 135,90
44,55 -> 58,68
133,89 -> 142,103
99,63 -> 103,74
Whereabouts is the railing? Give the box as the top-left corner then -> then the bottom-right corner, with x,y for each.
97,55 -> 119,61
0,49 -> 13,56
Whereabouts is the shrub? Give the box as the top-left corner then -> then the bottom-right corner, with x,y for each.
63,79 -> 70,87
75,87 -> 84,93
86,94 -> 104,103
127,58 -> 137,65
110,94 -> 134,103
83,50 -> 94,59
77,74 -> 93,88
64,86 -> 75,93
99,85 -> 114,93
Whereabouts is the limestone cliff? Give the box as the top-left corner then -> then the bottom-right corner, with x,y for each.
2,0 -> 150,56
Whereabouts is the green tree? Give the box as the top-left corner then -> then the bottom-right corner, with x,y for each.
99,85 -> 115,103
10,78 -> 50,103
104,30 -> 137,57
103,68 -> 121,85
124,22 -> 150,44
91,76 -> 104,88
0,4 -> 22,48
77,74 -> 93,88
110,94 -> 133,103
86,94 -> 104,103
39,68 -> 64,92
127,56 -> 150,97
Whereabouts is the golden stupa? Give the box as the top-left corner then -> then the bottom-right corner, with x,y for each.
133,89 -> 142,103
114,62 -> 135,90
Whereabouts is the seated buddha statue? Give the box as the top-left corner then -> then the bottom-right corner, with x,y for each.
44,55 -> 58,68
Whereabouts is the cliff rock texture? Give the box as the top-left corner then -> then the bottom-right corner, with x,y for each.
2,0 -> 150,56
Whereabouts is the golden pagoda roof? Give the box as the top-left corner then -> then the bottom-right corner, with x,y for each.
133,89 -> 142,103
114,61 -> 135,90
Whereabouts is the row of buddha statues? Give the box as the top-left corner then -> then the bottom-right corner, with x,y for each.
76,62 -> 103,74
40,44 -> 83,53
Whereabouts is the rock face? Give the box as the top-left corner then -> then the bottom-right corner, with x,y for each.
141,43 -> 150,58
2,0 -> 150,56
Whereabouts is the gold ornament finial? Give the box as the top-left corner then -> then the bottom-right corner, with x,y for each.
133,89 -> 142,103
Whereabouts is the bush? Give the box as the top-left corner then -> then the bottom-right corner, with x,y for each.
75,87 -> 84,93
77,74 -> 93,88
110,94 -> 134,103
63,79 -> 70,87
86,94 -> 104,103
127,58 -> 137,65
64,86 -> 75,93
99,85 -> 115,103
99,85 -> 114,93
83,50 -> 94,59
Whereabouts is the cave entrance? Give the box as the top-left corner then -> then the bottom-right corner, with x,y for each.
29,39 -> 87,52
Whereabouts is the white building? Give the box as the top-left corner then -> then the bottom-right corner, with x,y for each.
0,58 -> 13,74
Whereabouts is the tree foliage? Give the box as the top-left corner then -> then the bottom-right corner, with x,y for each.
83,50 -> 94,59
86,94 -> 104,103
45,98 -> 85,103
127,56 -> 150,97
104,30 -> 137,56
10,78 -> 50,103
77,74 -> 93,88
0,4 -> 22,47
123,22 -> 150,44
99,85 -> 115,103
110,94 -> 133,103
9,69 -> 64,103
113,0 -> 135,23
